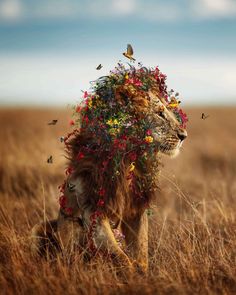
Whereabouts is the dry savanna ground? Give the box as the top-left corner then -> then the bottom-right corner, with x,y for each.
0,107 -> 235,295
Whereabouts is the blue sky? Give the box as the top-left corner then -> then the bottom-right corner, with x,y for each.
0,0 -> 236,106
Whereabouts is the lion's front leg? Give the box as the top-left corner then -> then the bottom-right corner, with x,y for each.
84,212 -> 133,270
121,212 -> 149,273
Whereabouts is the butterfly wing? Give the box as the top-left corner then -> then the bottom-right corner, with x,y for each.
127,44 -> 133,56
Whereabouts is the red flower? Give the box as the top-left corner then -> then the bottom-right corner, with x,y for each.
59,195 -> 67,209
97,199 -> 105,207
114,139 -> 119,145
76,105 -> 82,113
82,115 -> 89,124
90,210 -> 102,221
76,152 -> 85,160
98,188 -> 105,196
155,66 -> 160,74
146,129 -> 152,135
69,119 -> 75,126
120,135 -> 128,140
102,160 -> 109,169
65,207 -> 73,215
129,152 -> 137,161
160,73 -> 167,79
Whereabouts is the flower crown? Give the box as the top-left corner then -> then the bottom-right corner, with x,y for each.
69,63 -> 188,134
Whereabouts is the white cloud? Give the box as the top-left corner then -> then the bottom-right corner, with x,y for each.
0,0 -> 22,21
0,0 -> 236,23
193,0 -> 236,18
111,0 -> 136,15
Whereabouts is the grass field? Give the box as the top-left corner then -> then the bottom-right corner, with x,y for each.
0,107 -> 235,295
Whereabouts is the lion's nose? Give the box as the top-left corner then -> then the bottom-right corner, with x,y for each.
177,130 -> 187,141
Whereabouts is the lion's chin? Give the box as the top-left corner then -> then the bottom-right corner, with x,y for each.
159,141 -> 182,158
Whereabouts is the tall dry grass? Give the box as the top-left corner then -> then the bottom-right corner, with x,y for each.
0,107 -> 235,295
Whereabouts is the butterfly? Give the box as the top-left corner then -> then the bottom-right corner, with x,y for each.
96,64 -> 103,70
48,119 -> 58,125
123,44 -> 136,61
47,155 -> 53,164
201,113 -> 210,120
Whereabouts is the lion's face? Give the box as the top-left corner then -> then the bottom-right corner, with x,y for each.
147,91 -> 187,157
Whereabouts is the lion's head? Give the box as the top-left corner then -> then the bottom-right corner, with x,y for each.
73,65 -> 188,158
146,90 -> 187,157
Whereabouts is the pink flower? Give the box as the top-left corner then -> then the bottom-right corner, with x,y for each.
178,108 -> 188,128
69,119 -> 75,126
65,167 -> 74,175
146,129 -> 152,135
83,91 -> 88,98
126,77 -> 143,87
97,199 -> 105,207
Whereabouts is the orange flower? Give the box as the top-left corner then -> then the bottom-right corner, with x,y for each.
76,105 -> 82,113
144,136 -> 153,143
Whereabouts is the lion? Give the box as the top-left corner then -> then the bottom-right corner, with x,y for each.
31,64 -> 188,273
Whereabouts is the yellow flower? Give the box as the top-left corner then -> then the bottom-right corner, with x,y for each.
113,119 -> 119,125
88,99 -> 93,108
129,162 -> 135,172
168,97 -> 179,108
124,73 -> 129,80
168,103 -> 178,108
106,119 -> 113,126
144,136 -> 154,143
106,118 -> 120,127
